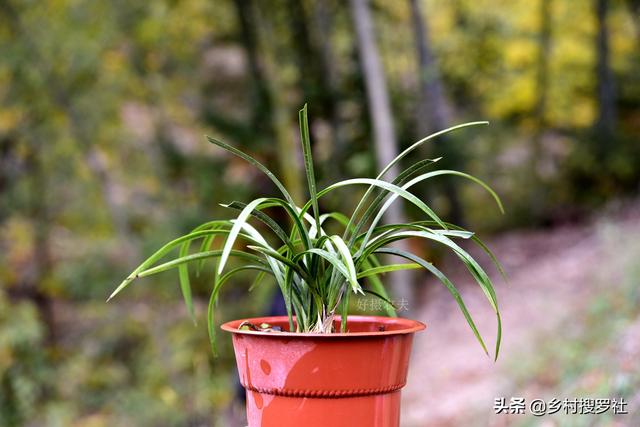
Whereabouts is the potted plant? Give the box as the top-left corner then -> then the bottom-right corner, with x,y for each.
109,105 -> 504,427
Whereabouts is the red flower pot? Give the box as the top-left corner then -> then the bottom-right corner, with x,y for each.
221,315 -> 425,427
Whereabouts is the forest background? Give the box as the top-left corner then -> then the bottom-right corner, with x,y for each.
1,0 -> 639,425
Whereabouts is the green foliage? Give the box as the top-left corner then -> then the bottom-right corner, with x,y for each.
0,293 -> 236,427
110,107 -> 504,359
0,293 -> 45,427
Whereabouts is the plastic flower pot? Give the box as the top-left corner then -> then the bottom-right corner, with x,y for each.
221,315 -> 426,427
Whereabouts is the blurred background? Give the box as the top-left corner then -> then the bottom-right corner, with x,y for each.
0,0 -> 638,426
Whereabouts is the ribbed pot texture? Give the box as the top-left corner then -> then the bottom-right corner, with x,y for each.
221,315 -> 425,427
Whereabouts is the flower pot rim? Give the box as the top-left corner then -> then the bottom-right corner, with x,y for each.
220,315 -> 426,338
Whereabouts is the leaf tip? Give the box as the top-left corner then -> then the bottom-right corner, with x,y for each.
107,287 -> 122,302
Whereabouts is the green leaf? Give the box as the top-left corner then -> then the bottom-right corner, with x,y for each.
359,168 -> 500,251
350,157 -> 442,240
178,240 -> 196,324
217,265 -> 273,288
411,169 -> 504,214
324,236 -> 358,295
376,247 -> 493,357
232,197 -> 311,250
218,198 -> 268,275
357,263 -> 421,279
247,245 -> 311,282
222,201 -> 293,251
361,228 -> 499,313
345,121 -> 487,241
359,228 -> 502,360
196,233 -> 217,276
318,178 -> 447,229
361,289 -> 397,310
207,255 -> 221,356
339,288 -> 350,332
376,121 -> 489,181
249,270 -> 268,291
207,136 -> 296,206
361,261 -> 396,317
295,248 -> 352,290
299,104 -> 322,236
137,250 -> 267,278
108,225 -> 233,301
410,221 -> 507,282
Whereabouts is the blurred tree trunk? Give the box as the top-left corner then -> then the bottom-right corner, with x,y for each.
287,0 -> 320,107
14,148 -> 57,345
409,0 -> 465,226
533,0 -> 552,152
285,0 -> 339,121
287,0 -> 344,183
410,0 -> 451,134
254,1 -> 305,205
350,0 -> 402,189
350,0 -> 414,309
1,140 -> 56,347
529,0 -> 553,218
595,0 -> 616,145
233,0 -> 273,136
30,164 -> 55,344
231,0 -> 304,204
0,136 -> 15,219
311,0 -> 345,180
0,2 -> 56,344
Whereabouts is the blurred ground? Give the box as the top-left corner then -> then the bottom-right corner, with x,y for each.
402,199 -> 640,427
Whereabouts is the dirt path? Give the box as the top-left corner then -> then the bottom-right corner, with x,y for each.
401,202 -> 640,427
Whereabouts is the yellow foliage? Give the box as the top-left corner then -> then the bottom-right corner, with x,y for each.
0,108 -> 23,133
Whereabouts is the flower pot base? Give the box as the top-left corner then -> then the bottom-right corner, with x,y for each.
246,390 -> 401,427
222,315 -> 425,427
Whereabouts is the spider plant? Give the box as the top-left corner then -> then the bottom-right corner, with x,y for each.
108,105 -> 505,360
